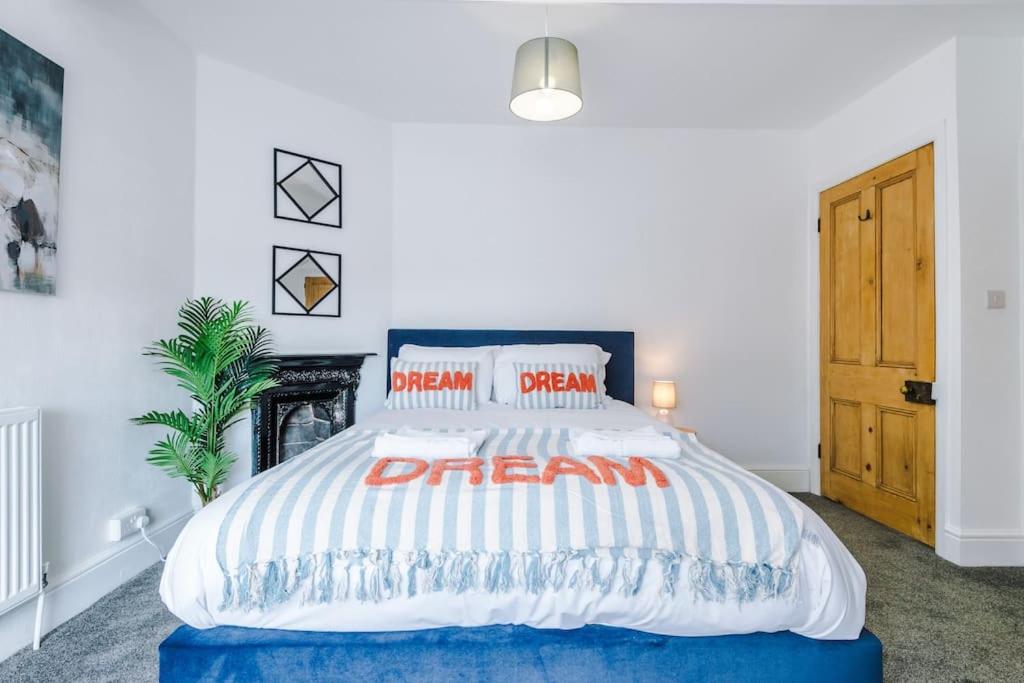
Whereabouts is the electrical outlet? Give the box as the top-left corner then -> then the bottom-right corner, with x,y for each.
107,507 -> 149,542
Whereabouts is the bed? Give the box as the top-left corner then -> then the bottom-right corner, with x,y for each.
159,329 -> 881,682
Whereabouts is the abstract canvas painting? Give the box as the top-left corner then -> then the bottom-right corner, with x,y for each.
0,29 -> 63,296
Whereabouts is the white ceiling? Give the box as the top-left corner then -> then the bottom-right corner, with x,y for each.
138,1 -> 1024,128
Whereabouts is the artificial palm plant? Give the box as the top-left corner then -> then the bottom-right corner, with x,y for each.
133,298 -> 279,506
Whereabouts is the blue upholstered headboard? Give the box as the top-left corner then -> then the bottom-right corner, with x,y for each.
386,329 -> 635,405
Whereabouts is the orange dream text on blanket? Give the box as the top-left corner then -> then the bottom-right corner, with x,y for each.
365,455 -> 670,488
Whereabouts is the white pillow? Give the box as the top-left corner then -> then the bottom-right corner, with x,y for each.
493,344 -> 611,405
397,344 -> 498,405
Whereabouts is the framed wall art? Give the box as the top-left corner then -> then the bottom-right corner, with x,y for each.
1,29 -> 64,296
272,246 -> 341,317
273,148 -> 341,228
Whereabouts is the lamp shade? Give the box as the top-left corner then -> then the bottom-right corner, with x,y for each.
652,380 -> 677,410
510,37 -> 582,122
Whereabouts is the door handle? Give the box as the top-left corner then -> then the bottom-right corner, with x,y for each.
901,380 -> 935,405
858,209 -> 872,222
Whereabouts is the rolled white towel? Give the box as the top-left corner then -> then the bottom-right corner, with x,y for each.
570,426 -> 681,459
372,429 -> 488,459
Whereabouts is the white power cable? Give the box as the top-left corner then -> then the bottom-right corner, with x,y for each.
136,516 -> 166,562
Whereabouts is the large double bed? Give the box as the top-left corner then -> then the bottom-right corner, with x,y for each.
158,329 -> 881,681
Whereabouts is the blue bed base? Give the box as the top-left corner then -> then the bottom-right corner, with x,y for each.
386,329 -> 636,405
159,624 -> 882,682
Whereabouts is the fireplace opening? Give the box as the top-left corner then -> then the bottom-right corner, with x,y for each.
252,354 -> 373,474
278,401 -> 335,462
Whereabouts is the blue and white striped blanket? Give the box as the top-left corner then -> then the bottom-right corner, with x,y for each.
216,427 -> 804,612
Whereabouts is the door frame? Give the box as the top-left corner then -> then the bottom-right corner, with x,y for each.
805,119 -> 961,562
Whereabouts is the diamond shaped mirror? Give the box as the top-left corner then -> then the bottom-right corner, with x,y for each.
273,246 -> 341,317
280,163 -> 335,219
274,149 -> 341,227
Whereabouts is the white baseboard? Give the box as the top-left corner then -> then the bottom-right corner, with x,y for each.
745,466 -> 810,492
942,526 -> 1024,566
0,511 -> 192,663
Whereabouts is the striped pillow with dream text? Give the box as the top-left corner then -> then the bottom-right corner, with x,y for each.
512,362 -> 603,409
387,358 -> 479,410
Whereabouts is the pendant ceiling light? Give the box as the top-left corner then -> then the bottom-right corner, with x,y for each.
509,8 -> 582,122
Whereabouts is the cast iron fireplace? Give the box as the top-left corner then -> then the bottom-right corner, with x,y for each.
251,353 -> 373,474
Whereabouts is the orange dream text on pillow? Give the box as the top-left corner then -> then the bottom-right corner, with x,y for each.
518,370 -> 597,394
392,369 -> 474,392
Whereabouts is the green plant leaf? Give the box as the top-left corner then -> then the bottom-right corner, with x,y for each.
134,298 -> 279,504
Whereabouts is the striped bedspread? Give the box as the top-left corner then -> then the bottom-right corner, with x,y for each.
216,427 -> 804,612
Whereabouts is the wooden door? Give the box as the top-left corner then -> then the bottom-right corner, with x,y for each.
819,145 -> 936,546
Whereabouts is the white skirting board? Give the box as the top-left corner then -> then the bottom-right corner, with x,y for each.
0,511 -> 191,664
942,526 -> 1024,567
746,467 -> 810,493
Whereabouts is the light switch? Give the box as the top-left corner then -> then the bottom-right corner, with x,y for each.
986,290 -> 1006,309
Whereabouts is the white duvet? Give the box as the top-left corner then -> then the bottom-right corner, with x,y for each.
161,401 -> 865,640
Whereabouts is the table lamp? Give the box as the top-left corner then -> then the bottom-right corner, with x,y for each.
652,380 -> 676,424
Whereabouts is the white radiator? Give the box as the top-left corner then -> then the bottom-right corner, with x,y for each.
0,407 -> 44,648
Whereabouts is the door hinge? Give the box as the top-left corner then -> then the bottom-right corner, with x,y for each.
817,443 -> 821,460
817,218 -> 821,233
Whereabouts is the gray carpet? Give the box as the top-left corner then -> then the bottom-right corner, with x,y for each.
0,563 -> 177,682
0,494 -> 1021,682
795,493 -> 1024,682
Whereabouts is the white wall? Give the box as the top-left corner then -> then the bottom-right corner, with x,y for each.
392,125 -> 810,487
807,41 -> 959,185
0,0 -> 197,659
193,57 -> 393,487
808,37 -> 1024,565
955,37 -> 1023,548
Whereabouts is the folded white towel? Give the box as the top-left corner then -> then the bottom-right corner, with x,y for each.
396,428 -> 488,450
372,429 -> 488,459
570,426 -> 681,459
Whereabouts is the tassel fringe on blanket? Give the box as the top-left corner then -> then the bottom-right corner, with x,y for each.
219,549 -> 796,613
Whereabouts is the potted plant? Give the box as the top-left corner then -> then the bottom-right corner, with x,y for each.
133,298 -> 279,506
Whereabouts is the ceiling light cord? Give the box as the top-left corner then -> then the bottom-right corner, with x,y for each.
544,6 -> 550,89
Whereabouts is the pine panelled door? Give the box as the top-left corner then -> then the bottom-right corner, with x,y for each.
819,145 -> 936,546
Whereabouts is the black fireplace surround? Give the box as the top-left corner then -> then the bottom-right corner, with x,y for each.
251,353 -> 373,475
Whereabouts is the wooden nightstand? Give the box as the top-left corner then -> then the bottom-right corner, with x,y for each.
676,426 -> 696,435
